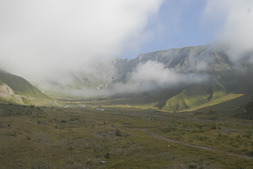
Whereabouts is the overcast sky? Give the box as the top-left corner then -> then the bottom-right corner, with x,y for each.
0,0 -> 253,83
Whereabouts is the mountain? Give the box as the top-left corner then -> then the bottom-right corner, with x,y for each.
2,45 -> 252,111
46,45 -> 253,112
112,45 -> 253,111
0,70 -> 54,105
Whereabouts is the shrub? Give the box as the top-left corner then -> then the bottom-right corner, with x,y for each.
104,152 -> 111,159
188,164 -> 198,169
115,129 -> 122,136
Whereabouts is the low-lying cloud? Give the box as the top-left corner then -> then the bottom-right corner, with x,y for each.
0,0 -> 163,83
106,61 -> 209,96
205,0 -> 253,62
48,60 -> 210,97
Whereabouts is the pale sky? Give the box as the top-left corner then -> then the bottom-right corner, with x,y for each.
124,0 -> 216,58
0,0 -> 253,82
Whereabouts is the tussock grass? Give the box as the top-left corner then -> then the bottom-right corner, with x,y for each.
0,103 -> 252,168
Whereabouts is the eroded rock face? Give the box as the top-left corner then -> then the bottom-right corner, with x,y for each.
0,81 -> 23,104
0,82 -> 15,95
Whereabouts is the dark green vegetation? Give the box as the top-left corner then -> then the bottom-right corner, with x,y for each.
0,103 -> 253,169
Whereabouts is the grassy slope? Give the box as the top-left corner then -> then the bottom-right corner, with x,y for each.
183,93 -> 244,112
0,70 -> 47,98
162,83 -> 228,112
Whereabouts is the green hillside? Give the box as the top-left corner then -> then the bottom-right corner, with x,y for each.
0,70 -> 55,106
0,70 -> 47,98
162,83 -> 228,112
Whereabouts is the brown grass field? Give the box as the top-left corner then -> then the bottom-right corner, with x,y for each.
0,103 -> 253,169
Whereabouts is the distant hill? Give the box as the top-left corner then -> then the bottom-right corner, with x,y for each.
41,45 -> 253,111
0,70 -> 54,106
110,45 -> 253,111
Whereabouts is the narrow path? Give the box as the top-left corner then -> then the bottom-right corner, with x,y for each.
141,129 -> 253,160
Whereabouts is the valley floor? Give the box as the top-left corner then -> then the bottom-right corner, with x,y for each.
0,103 -> 253,169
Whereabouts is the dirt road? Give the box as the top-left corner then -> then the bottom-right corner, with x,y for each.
141,129 -> 253,160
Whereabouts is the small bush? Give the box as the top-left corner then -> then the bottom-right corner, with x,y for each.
115,129 -> 122,136
30,105 -> 35,108
104,152 -> 111,159
188,164 -> 198,169
60,120 -> 68,123
209,116 -> 218,120
211,125 -> 217,130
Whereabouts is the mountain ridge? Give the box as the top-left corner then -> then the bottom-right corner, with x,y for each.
2,44 -> 253,111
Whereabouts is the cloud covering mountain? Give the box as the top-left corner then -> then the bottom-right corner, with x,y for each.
0,0 -> 163,82
1,0 -> 253,98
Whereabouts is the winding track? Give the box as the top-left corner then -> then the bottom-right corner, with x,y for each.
140,129 -> 253,160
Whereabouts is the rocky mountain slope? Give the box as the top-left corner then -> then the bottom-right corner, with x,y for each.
62,45 -> 253,111
3,45 -> 252,111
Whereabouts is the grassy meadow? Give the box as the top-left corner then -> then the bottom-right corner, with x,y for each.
0,102 -> 253,169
